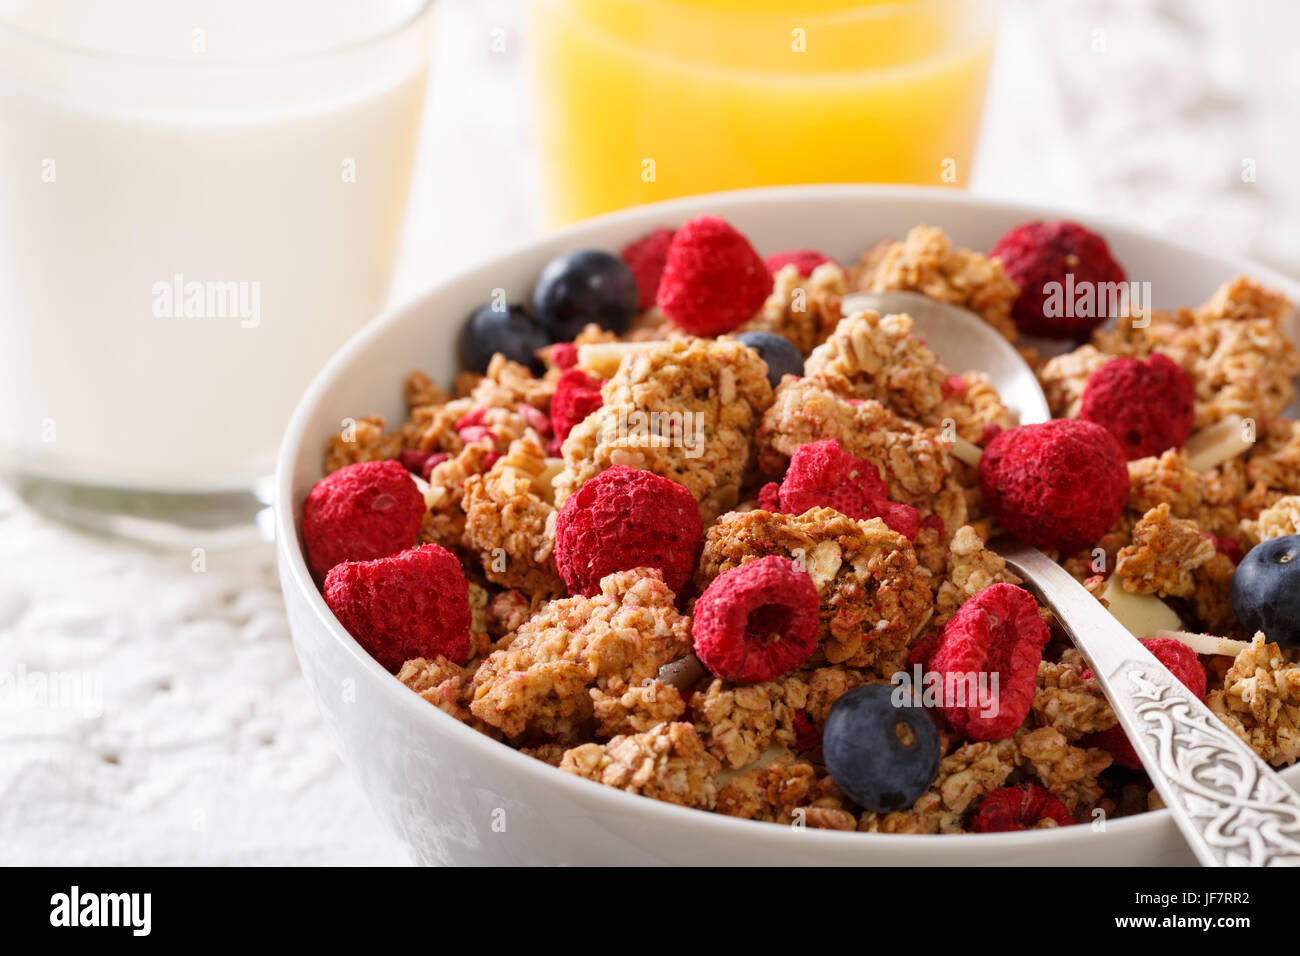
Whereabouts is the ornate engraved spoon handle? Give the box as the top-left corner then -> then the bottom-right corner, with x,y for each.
993,538 -> 1300,867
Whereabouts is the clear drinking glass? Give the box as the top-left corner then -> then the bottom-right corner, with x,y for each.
0,0 -> 434,545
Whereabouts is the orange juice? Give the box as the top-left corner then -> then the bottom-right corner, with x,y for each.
529,0 -> 998,223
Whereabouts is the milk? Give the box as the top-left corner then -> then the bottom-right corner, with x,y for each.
0,0 -> 432,491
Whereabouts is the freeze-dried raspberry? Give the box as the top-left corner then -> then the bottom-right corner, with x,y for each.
757,482 -> 781,512
420,453 -> 448,481
1080,353 -> 1195,459
1084,637 -> 1207,769
301,459 -> 425,578
778,439 -> 920,538
979,419 -> 1129,553
549,341 -> 579,370
907,629 -> 942,671
989,220 -> 1127,339
927,583 -> 1050,740
621,227 -> 675,311
550,367 -> 604,440
792,709 -> 821,750
692,556 -> 820,683
554,465 -> 703,597
971,784 -> 1075,832
399,448 -> 433,474
1213,536 -> 1244,565
656,216 -> 773,335
323,544 -> 471,671
764,249 -> 836,277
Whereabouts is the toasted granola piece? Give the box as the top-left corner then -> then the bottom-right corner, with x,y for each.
1128,449 -> 1205,516
934,524 -> 1022,625
560,721 -> 720,809
469,568 -> 692,740
398,656 -> 470,720
1246,420 -> 1300,496
740,262 -> 846,356
1242,495 -> 1300,545
487,589 -> 540,638
405,370 -> 452,409
519,742 -> 569,767
690,676 -> 809,770
1032,659 -> 1116,740
1190,552 -> 1239,636
858,738 -> 1020,833
699,508 -> 934,670
1208,633 -> 1300,766
417,441 -> 491,548
1114,504 -> 1217,598
1037,345 -> 1112,419
1195,275 -> 1294,325
1182,317 -> 1300,428
591,679 -> 686,737
757,377 -> 954,509
553,337 -> 773,523
469,353 -> 554,412
802,310 -> 948,421
802,666 -> 872,726
1016,726 -> 1111,812
716,758 -> 852,828
461,436 -> 563,598
323,414 -> 402,474
934,372 -> 1016,445
853,225 -> 1020,341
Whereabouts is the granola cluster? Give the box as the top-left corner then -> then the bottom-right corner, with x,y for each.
319,221 -> 1300,837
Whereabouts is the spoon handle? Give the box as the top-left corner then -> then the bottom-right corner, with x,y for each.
993,538 -> 1300,866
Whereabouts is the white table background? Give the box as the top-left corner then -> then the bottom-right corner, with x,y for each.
4,0 -> 1297,865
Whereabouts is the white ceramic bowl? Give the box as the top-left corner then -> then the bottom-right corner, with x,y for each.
275,184 -> 1300,865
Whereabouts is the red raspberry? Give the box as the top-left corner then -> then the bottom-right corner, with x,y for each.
1079,353 -> 1195,460
1213,535 -> 1244,565
554,465 -> 703,597
621,227 -> 675,311
971,784 -> 1075,832
1085,637 -> 1207,770
301,460 -> 425,579
927,583 -> 1050,740
764,248 -> 836,277
778,440 -> 921,538
399,448 -> 433,474
989,220 -> 1127,339
979,419 -> 1129,554
323,544 -> 471,671
757,481 -> 781,512
420,453 -> 448,480
548,341 -> 579,370
792,709 -> 821,751
656,215 -> 773,335
907,629 -> 942,671
550,367 -> 604,441
692,556 -> 820,683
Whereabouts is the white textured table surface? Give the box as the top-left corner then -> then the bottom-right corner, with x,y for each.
4,0 -> 1298,865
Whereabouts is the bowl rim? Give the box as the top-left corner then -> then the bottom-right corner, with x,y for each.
275,182 -> 1300,857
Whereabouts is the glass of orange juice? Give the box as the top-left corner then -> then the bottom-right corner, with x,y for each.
529,0 -> 999,224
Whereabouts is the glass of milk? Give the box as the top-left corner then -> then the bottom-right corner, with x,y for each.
0,0 -> 434,545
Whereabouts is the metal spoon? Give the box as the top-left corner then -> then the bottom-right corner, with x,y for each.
843,290 -> 1300,865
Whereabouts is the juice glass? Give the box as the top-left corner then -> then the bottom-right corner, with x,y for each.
529,0 -> 999,224
0,0 -> 433,545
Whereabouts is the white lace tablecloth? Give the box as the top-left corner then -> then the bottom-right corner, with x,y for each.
4,0 -> 1296,865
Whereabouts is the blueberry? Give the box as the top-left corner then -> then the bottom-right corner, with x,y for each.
823,684 -> 939,813
1231,534 -> 1300,649
736,331 -> 803,388
459,303 -> 550,375
532,250 -> 639,340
